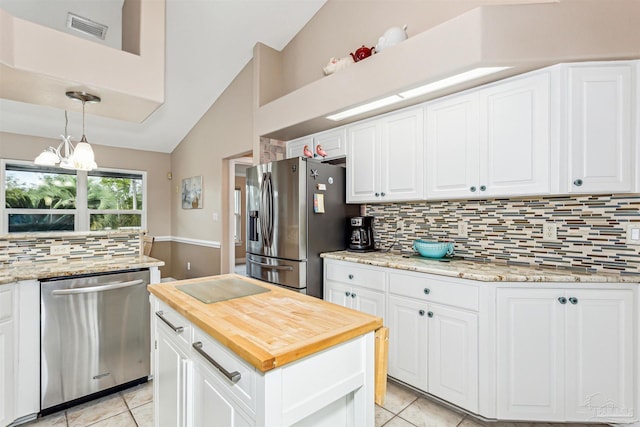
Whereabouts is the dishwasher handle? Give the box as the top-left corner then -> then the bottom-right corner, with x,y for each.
155,311 -> 184,333
192,341 -> 241,383
51,279 -> 144,296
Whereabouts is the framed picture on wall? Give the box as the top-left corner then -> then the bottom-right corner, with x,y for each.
181,176 -> 203,209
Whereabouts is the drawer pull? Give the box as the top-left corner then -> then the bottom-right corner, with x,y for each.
427,311 -> 434,318
558,297 -> 567,304
155,311 -> 184,333
470,186 -> 477,192
193,342 -> 241,383
569,297 -> 578,305
480,185 -> 486,192
423,288 -> 430,295
345,291 -> 351,297
351,293 -> 356,298
348,274 -> 354,280
419,310 -> 425,316
573,179 -> 583,187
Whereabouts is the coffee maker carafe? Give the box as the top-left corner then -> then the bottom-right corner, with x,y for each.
348,216 -> 375,251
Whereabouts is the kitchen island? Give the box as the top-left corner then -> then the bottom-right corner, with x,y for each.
148,274 -> 384,427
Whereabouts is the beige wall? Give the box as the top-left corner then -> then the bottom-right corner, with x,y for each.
0,131 -> 172,237
279,0 -> 557,95
169,61 -> 254,276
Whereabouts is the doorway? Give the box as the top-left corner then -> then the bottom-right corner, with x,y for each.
227,156 -> 253,275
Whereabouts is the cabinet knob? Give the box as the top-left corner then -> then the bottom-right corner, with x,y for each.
351,293 -> 357,298
427,311 -> 434,318
345,291 -> 351,297
375,192 -> 380,197
423,288 -> 430,295
558,297 -> 567,304
381,192 -> 386,197
470,186 -> 477,192
480,185 -> 486,192
573,179 -> 583,187
348,274 -> 354,280
569,297 -> 578,305
419,309 -> 425,316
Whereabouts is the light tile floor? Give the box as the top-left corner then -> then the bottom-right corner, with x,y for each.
23,382 -> 152,427
23,379 -> 606,427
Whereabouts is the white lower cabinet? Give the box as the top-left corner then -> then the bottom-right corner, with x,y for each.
192,355 -> 253,427
1,280 -> 40,427
387,272 -> 479,413
324,260 -> 385,319
323,258 -> 638,424
0,284 -> 15,427
497,287 -> 635,422
155,306 -> 192,427
152,294 -> 375,427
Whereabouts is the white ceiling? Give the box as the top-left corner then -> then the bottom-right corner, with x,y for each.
0,0 -> 327,153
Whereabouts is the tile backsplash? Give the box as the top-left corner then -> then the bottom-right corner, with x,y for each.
0,232 -> 141,267
365,194 -> 640,275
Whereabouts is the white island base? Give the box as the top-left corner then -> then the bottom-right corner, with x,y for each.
152,295 -> 376,427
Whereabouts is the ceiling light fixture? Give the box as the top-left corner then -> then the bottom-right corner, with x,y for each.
34,91 -> 101,171
326,66 -> 512,121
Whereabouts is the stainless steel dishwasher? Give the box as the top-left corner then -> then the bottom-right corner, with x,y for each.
40,269 -> 150,412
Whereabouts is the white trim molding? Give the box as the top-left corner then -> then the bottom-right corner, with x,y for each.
153,235 -> 221,249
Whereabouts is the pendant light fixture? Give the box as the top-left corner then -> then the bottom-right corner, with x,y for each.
34,91 -> 101,171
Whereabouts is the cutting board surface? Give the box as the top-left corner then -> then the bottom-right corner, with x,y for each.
177,278 -> 269,303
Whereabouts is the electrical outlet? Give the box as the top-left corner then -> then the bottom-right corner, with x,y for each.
50,245 -> 71,255
626,223 -> 640,246
457,221 -> 468,237
542,223 -> 558,241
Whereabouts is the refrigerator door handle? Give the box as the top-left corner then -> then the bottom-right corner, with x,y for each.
247,258 -> 294,271
262,172 -> 274,248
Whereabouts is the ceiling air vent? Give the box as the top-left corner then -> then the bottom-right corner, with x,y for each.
66,13 -> 108,40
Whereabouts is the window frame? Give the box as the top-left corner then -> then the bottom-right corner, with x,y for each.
1,159 -> 147,233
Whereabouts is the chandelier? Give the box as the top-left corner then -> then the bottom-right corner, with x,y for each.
34,91 -> 101,171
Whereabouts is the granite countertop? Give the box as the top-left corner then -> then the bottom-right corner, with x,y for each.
148,274 -> 383,372
0,255 -> 165,285
321,251 -> 640,283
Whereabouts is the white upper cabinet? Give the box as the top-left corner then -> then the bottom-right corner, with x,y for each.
347,107 -> 425,203
286,128 -> 347,161
426,71 -> 552,200
480,72 -> 551,197
565,63 -> 635,193
426,93 -> 479,198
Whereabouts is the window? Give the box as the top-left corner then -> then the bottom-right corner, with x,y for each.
88,170 -> 143,231
1,160 -> 146,233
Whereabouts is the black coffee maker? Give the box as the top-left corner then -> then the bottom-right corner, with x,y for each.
348,216 -> 375,251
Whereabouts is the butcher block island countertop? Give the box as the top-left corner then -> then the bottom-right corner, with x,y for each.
147,273 -> 383,372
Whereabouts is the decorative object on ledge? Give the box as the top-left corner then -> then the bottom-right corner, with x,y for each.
315,144 -> 327,158
350,45 -> 375,62
34,91 -> 101,171
375,25 -> 408,53
303,144 -> 314,158
323,56 -> 354,75
181,175 -> 203,209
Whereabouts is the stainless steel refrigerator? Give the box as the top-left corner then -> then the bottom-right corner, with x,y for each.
246,157 -> 359,298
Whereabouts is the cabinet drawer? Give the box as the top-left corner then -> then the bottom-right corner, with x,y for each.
154,299 -> 192,347
0,285 -> 14,322
192,326 -> 257,415
389,272 -> 479,311
325,261 -> 385,291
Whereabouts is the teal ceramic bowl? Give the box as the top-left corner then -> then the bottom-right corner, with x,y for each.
412,240 -> 454,259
